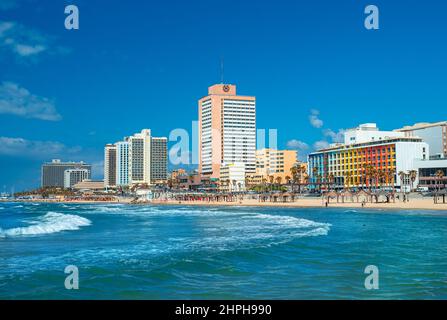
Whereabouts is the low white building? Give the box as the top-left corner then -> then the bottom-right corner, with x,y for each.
344,123 -> 404,145
220,163 -> 246,192
414,158 -> 447,190
64,168 -> 90,189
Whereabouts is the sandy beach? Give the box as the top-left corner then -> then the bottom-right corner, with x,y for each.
3,196 -> 447,211
151,197 -> 447,211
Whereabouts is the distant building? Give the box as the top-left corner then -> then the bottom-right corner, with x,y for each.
41,159 -> 91,188
105,129 -> 168,187
220,162 -> 246,192
150,137 -> 168,184
64,168 -> 90,189
414,158 -> 447,190
128,129 -> 152,184
198,84 -> 256,179
344,123 -> 404,145
104,144 -> 117,188
395,121 -> 447,158
255,148 -> 297,183
116,140 -> 130,186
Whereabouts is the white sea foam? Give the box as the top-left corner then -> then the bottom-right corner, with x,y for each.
0,212 -> 91,238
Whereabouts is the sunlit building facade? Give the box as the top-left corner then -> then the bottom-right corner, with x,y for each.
308,137 -> 429,190
198,84 -> 256,179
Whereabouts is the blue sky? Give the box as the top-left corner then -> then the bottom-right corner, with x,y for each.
1,0 -> 446,191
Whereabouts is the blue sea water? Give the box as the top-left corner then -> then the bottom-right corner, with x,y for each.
0,202 -> 446,299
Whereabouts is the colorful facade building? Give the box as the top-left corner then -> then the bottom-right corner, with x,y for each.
308,136 -> 429,190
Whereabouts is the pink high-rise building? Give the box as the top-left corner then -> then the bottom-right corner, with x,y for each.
198,84 -> 256,178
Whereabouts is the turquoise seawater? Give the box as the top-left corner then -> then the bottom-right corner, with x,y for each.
0,202 -> 446,299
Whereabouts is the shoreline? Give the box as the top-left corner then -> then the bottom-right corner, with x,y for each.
3,197 -> 447,211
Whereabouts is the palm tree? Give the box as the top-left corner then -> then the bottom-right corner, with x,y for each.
262,178 -> 268,193
398,171 -> 407,200
275,176 -> 282,188
268,175 -> 274,192
365,165 -> 374,191
328,173 -> 335,191
344,171 -> 353,191
312,166 -> 319,191
285,175 -> 291,186
378,170 -> 386,190
290,166 -> 297,193
409,170 -> 417,192
435,170 -> 445,193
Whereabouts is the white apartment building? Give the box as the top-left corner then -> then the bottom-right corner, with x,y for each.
128,129 -> 152,184
344,123 -> 404,145
116,140 -> 129,186
220,162 -> 246,192
395,121 -> 447,158
64,168 -> 90,189
105,129 -> 168,187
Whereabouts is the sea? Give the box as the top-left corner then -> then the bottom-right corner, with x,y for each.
0,202 -> 446,299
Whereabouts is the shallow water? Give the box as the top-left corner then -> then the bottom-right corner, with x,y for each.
0,202 -> 446,299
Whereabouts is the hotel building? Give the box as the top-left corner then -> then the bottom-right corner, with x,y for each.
308,124 -> 429,190
198,84 -> 256,179
395,121 -> 447,158
128,129 -> 152,184
116,140 -> 130,186
104,144 -> 117,188
150,137 -> 168,184
64,168 -> 90,189
104,129 -> 168,187
41,159 -> 91,188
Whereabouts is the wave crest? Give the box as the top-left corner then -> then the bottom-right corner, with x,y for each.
0,212 -> 91,238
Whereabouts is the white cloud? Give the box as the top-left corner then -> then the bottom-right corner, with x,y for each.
0,20 -> 61,59
286,139 -> 309,150
0,81 -> 61,121
323,128 -> 346,143
14,43 -> 46,56
313,140 -> 330,150
309,109 -> 324,128
0,137 -> 80,158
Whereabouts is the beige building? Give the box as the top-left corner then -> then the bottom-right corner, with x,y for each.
198,84 -> 256,179
254,149 -> 298,183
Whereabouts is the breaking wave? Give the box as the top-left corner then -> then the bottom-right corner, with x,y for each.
0,212 -> 91,238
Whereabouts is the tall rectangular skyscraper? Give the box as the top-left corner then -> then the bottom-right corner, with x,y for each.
104,144 -> 117,188
105,129 -> 168,187
116,140 -> 130,186
128,129 -> 152,184
150,137 -> 168,183
198,84 -> 256,178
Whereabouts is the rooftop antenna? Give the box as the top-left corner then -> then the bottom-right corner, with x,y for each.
220,57 -> 224,84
